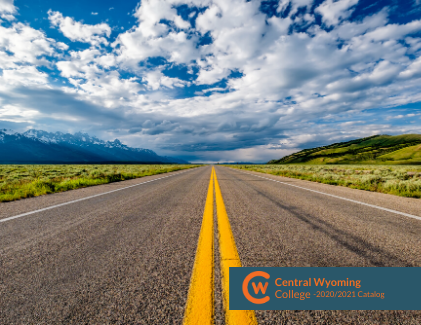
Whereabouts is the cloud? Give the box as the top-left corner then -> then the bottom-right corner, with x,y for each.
143,70 -> 189,90
1,66 -> 48,85
0,0 -> 16,20
91,12 -> 98,16
185,147 -> 298,163
48,10 -> 111,46
1,1 -> 421,162
113,0 -> 201,69
364,19 -> 421,41
316,0 -> 359,27
0,22 -> 68,68
278,0 -> 314,16
399,56 -> 421,79
0,104 -> 40,123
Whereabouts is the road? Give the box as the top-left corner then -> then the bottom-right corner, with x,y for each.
1,166 -> 420,324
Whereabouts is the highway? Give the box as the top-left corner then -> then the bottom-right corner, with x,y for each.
1,166 -> 420,324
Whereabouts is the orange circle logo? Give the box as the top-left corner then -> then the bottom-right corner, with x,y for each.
242,271 -> 270,304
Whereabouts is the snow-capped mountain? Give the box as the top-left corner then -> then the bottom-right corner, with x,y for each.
0,129 -> 187,164
21,129 -> 157,154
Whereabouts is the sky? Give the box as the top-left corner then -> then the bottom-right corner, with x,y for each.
0,0 -> 421,163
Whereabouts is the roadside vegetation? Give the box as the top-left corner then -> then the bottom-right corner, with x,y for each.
269,134 -> 421,165
228,165 -> 421,198
0,164 -> 198,203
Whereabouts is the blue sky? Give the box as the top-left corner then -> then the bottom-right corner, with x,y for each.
0,0 -> 421,162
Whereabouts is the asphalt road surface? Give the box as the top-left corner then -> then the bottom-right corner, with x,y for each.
1,166 -> 420,324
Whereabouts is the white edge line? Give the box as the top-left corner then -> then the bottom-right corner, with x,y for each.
235,169 -> 421,222
0,168 -> 198,224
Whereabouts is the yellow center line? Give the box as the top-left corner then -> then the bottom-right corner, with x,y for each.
183,168 -> 215,325
214,167 -> 258,325
184,167 -> 258,324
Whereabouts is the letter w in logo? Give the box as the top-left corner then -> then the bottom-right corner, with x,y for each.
243,271 -> 270,304
252,282 -> 269,295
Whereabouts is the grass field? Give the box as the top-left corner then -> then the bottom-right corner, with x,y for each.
228,165 -> 421,198
0,164 -> 198,203
269,134 -> 421,165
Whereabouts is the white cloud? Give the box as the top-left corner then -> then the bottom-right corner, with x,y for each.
194,0 -> 270,84
1,66 -> 49,85
0,0 -> 16,20
91,12 -> 98,16
45,0 -> 421,156
0,22 -> 67,69
111,0 -> 209,70
133,0 -> 191,35
143,70 -> 189,90
364,19 -> 421,42
327,60 -> 402,92
387,113 -> 419,119
48,10 -> 111,46
405,37 -> 421,54
316,0 -> 359,27
0,104 -> 40,124
114,10 -> 199,68
1,0 -> 421,161
56,48 -> 102,78
333,8 -> 388,40
399,56 -> 421,80
278,0 -> 314,16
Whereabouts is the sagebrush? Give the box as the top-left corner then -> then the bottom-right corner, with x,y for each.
0,164 -> 198,202
228,165 -> 421,198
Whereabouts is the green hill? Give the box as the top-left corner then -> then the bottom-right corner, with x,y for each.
269,134 -> 421,165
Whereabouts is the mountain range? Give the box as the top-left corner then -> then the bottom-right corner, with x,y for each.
0,129 -> 187,164
269,134 -> 421,165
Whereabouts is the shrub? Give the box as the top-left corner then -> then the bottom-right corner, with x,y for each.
227,164 -> 421,198
0,164 -> 198,202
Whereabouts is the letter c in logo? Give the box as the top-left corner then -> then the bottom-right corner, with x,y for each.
242,271 -> 270,304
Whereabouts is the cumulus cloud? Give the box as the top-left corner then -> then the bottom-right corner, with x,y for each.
399,56 -> 421,79
143,71 -> 189,90
278,0 -> 314,16
2,66 -> 48,85
0,19 -> 67,95
316,0 -> 359,27
1,0 -> 421,161
0,0 -> 16,20
48,10 -> 111,46
364,19 -> 421,41
134,0 -> 192,33
0,22 -> 66,69
113,0 -> 201,69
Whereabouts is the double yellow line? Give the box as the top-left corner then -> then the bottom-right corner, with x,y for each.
183,167 -> 257,325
